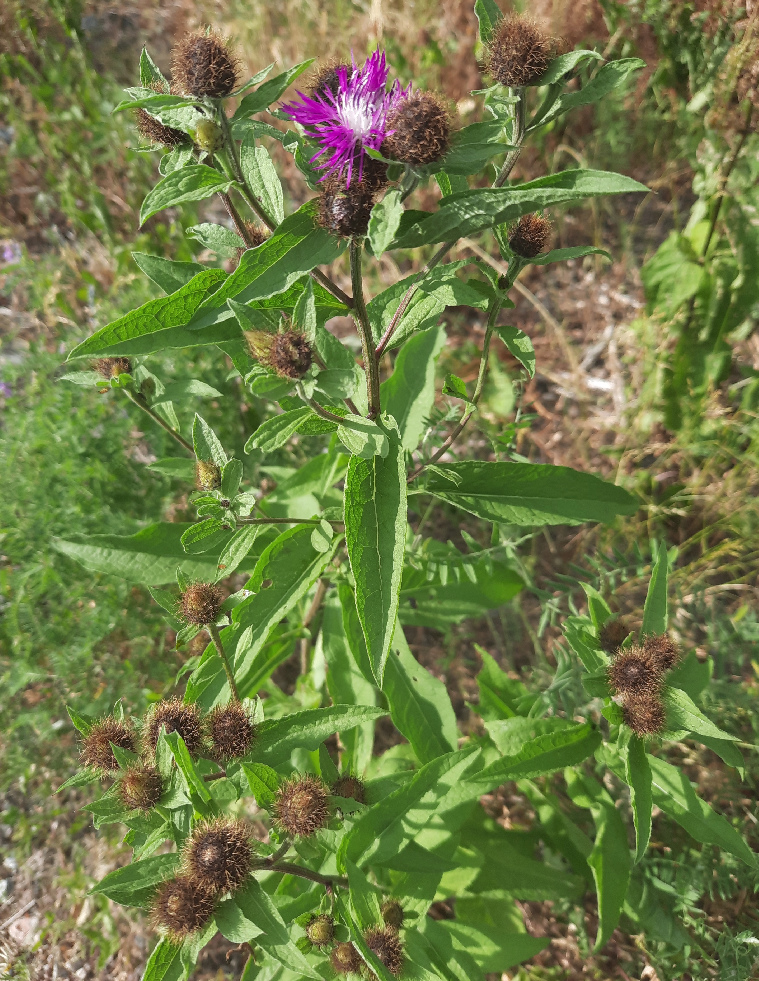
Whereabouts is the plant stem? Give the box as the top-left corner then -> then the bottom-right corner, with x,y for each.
237,515 -> 344,528
408,298 -> 503,483
299,578 -> 328,675
256,860 -> 348,889
268,839 -> 291,864
220,191 -> 255,246
208,623 -> 241,702
350,239 -> 381,418
494,87 -> 525,188
123,389 -> 194,454
203,769 -> 227,782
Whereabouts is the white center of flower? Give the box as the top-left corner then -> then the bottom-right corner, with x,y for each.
337,91 -> 376,138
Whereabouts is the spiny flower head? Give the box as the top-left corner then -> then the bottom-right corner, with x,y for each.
622,696 -> 666,738
274,774 -> 330,837
508,213 -> 552,259
331,774 -> 366,804
382,90 -> 452,166
118,765 -> 163,811
206,700 -> 257,762
330,942 -> 363,975
195,460 -> 221,491
267,331 -> 313,379
365,927 -> 405,977
183,817 -> 255,895
151,876 -> 216,941
80,717 -> 136,774
598,616 -> 632,654
305,913 -> 335,947
180,581 -> 223,625
642,634 -> 680,673
487,14 -> 554,88
607,646 -> 662,700
144,698 -> 204,757
92,357 -> 132,380
317,178 -> 376,238
309,60 -> 352,100
134,108 -> 189,148
282,49 -> 409,186
171,30 -> 240,98
381,900 -> 404,932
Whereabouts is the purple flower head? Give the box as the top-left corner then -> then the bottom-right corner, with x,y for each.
282,50 -> 409,186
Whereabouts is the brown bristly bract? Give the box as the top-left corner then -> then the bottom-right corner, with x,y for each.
305,913 -> 335,947
316,178 -> 376,238
383,91 -> 452,166
118,765 -> 163,811
134,108 -> 188,148
151,877 -> 216,942
79,717 -> 136,774
487,14 -> 555,88
266,331 -> 313,380
183,817 -> 255,895
508,213 -> 552,259
330,942 -> 363,975
274,774 -> 330,837
92,357 -> 132,380
381,900 -> 404,932
622,696 -> 666,738
607,645 -> 662,700
180,581 -> 223,626
309,60 -> 352,99
364,927 -> 405,977
242,220 -> 268,248
171,30 -> 240,98
206,700 -> 257,762
195,460 -> 221,491
331,774 -> 366,804
598,616 -> 633,654
144,698 -> 204,757
642,634 -> 680,673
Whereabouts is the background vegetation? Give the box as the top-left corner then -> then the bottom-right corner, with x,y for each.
0,0 -> 758,978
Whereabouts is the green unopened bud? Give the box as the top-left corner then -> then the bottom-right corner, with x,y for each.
195,119 -> 224,154
381,900 -> 404,931
306,914 -> 335,947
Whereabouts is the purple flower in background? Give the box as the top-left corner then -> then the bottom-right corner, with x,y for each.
282,50 -> 408,186
0,382 -> 12,399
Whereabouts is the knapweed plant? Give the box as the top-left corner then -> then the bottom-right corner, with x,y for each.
58,3 -> 757,978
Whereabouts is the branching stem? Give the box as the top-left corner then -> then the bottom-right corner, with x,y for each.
350,239 -> 381,418
124,389 -> 195,454
237,515 -> 344,529
208,623 -> 241,702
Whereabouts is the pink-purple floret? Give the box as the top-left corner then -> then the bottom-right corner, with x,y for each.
282,50 -> 409,186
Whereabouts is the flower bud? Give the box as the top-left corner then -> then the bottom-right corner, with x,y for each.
206,700 -> 257,762
118,765 -> 163,811
317,180 -> 376,238
383,91 -> 452,166
330,942 -> 363,975
195,118 -> 224,154
306,913 -> 335,947
151,877 -> 216,941
184,817 -> 255,895
266,330 -> 313,380
180,581 -> 223,625
642,634 -> 680,673
364,927 -> 405,977
309,60 -> 352,100
195,460 -> 222,491
144,698 -> 204,757
80,717 -> 137,774
171,30 -> 240,99
508,213 -> 551,259
331,775 -> 366,805
622,696 -> 666,737
380,900 -> 404,932
134,108 -> 188,148
598,616 -> 632,654
486,14 -> 554,88
275,775 -> 330,837
607,646 -> 662,700
92,357 -> 132,380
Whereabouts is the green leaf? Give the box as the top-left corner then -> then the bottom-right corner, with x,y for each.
422,461 -> 638,525
442,372 -> 471,401
344,418 -> 407,685
67,269 -> 227,360
346,859 -> 384,931
221,458 -> 243,499
663,686 -> 740,743
621,733 -> 652,863
494,326 -> 535,377
91,853 -> 180,907
193,413 -> 228,467
538,49 -> 604,86
53,522 -> 256,585
435,120 -> 514,176
392,170 -> 648,249
215,524 -> 262,581
293,278 -> 317,342
474,0 -> 503,44
232,60 -> 314,119
337,414 -> 390,459
535,59 -> 646,129
529,245 -> 612,265
240,136 -> 285,225
436,920 -> 548,973
245,407 -> 314,454
153,380 -> 224,405
140,165 -> 237,225
140,47 -> 168,89
241,761 -> 280,809
485,717 -> 574,756
181,518 -> 228,555
252,705 -> 385,767
642,543 -> 668,636
648,754 -> 756,868
380,325 -> 446,451
163,730 -> 212,803
474,722 -> 602,788
67,705 -> 96,735
215,889 -> 265,943
335,895 -> 397,981
476,650 -> 537,720
131,253 -> 205,295
368,189 -> 404,257
56,767 -> 102,792
186,223 -> 244,258
140,939 -> 184,981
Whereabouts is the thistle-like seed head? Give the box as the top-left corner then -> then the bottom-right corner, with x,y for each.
309,60 -> 352,100
171,30 -> 240,98
316,180 -> 376,238
134,108 -> 188,148
92,357 -> 132,380
118,765 -> 163,811
206,700 -> 257,762
194,118 -> 224,154
330,942 -> 363,975
607,646 -> 662,700
365,927 -> 405,977
380,900 -> 404,932
622,697 -> 666,738
642,634 -> 680,673
331,775 -> 366,805
79,717 -> 136,774
144,698 -> 204,757
306,913 -> 335,947
183,817 -> 255,895
266,331 -> 313,380
383,91 -> 452,166
180,582 -> 223,626
508,213 -> 552,259
598,616 -> 632,654
487,14 -> 554,88
151,877 -> 216,941
195,460 -> 222,491
274,774 -> 330,837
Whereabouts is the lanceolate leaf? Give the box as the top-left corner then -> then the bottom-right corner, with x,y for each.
422,461 -> 638,526
380,325 -> 446,451
622,734 -> 653,863
240,136 -> 285,225
232,60 -> 315,119
494,326 -> 535,377
474,0 -> 503,44
344,418 -> 407,685
663,686 -> 740,743
140,939 -> 185,981
244,407 -> 314,454
368,188 -> 404,257
535,59 -> 647,128
250,705 -> 386,767
91,853 -> 180,907
473,723 -> 602,790
642,542 -> 668,636
140,165 -> 237,225
529,245 -> 612,265
132,253 -> 205,294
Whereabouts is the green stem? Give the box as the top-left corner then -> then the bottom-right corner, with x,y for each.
350,239 -> 381,419
494,87 -> 525,188
237,515 -> 345,529
124,389 -> 194,454
208,623 -> 241,702
254,859 -> 348,889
